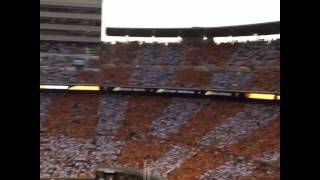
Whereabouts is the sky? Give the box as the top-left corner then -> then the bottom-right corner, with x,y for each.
101,0 -> 280,42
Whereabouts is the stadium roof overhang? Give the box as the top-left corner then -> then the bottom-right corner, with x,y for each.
106,21 -> 280,38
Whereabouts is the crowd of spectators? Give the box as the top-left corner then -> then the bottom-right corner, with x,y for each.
40,40 -> 280,92
40,39 -> 280,179
40,93 -> 280,179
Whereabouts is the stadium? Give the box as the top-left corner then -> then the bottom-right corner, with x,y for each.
40,0 -> 280,179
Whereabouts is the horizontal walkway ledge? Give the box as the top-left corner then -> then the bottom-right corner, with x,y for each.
40,23 -> 101,31
40,35 -> 101,43
40,11 -> 101,20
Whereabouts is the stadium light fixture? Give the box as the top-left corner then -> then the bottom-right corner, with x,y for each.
245,93 -> 275,100
69,85 -> 100,91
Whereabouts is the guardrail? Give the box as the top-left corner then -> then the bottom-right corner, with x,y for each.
40,84 -> 280,102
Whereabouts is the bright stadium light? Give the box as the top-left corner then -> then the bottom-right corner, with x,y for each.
69,86 -> 101,91
40,85 -> 69,90
245,93 -> 276,100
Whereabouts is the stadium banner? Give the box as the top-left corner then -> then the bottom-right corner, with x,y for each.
40,84 -> 280,102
